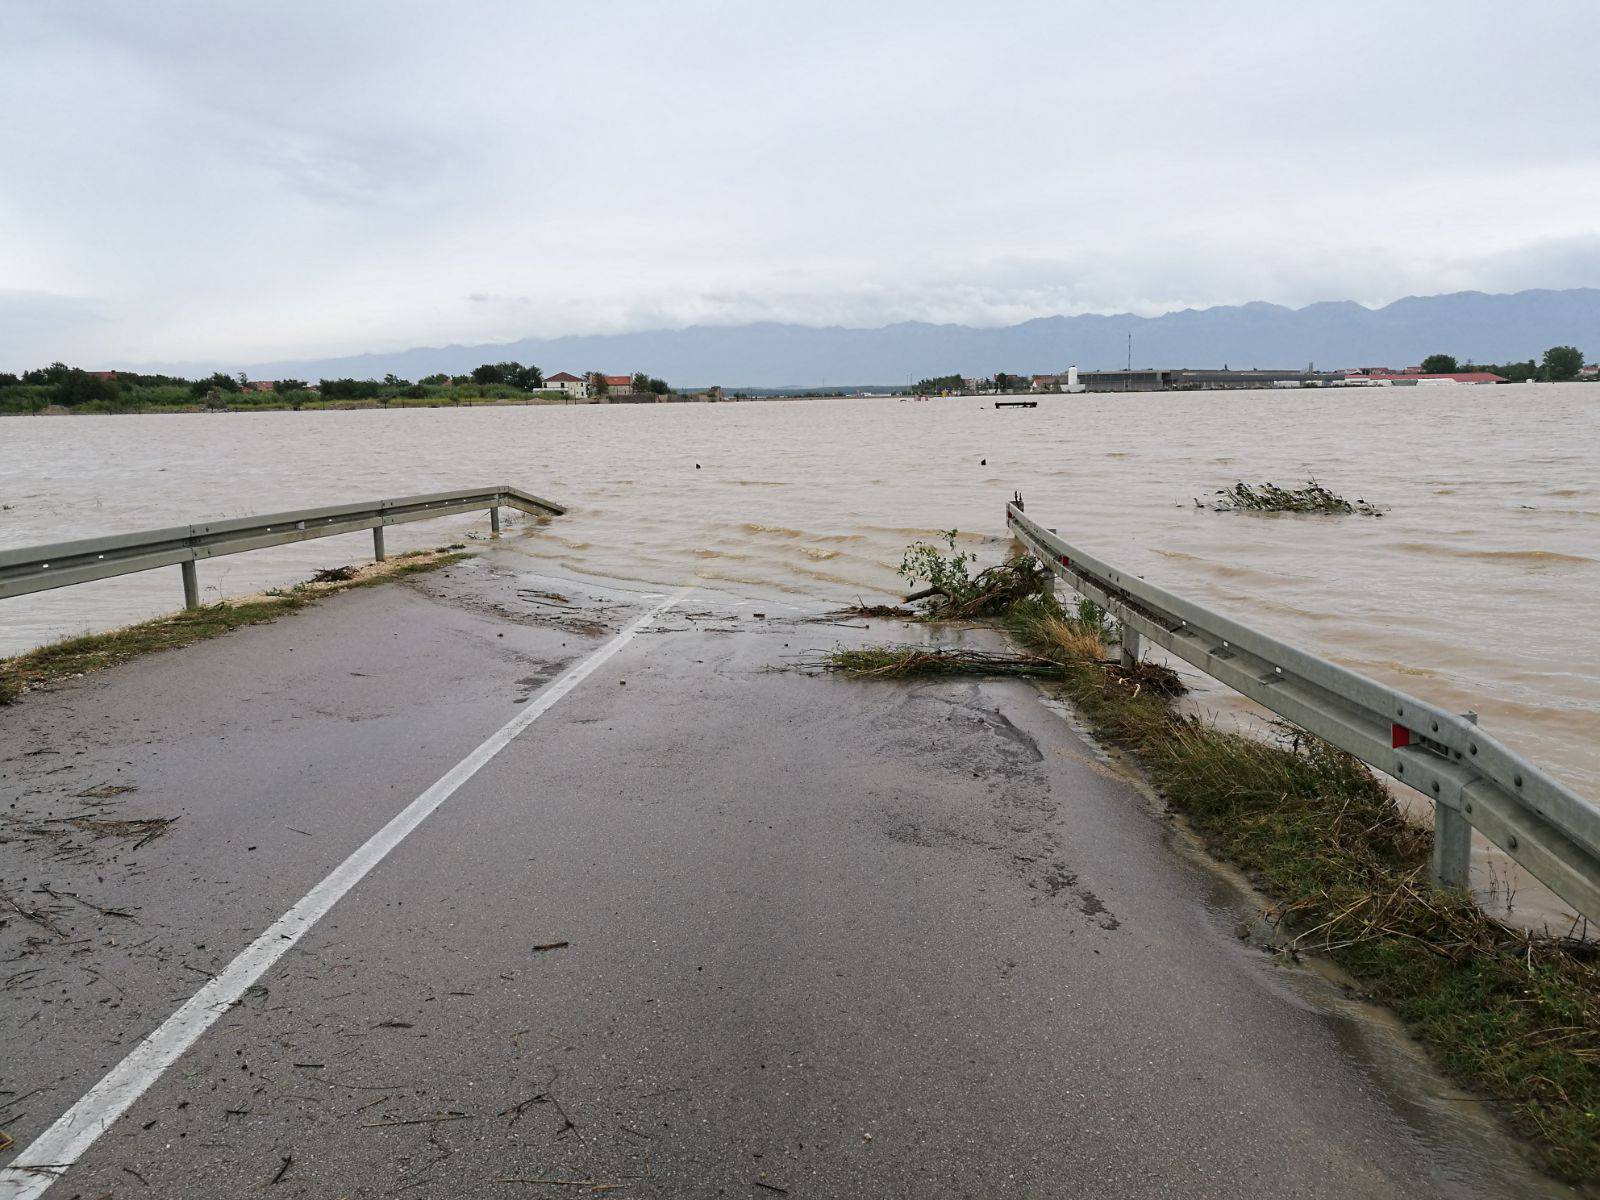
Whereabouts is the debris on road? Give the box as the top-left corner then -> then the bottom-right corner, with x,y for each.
361,1111 -> 471,1128
811,646 -> 1072,679
311,564 -> 361,582
76,783 -> 138,799
69,815 -> 177,849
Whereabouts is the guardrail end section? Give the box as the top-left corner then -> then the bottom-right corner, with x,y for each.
506,487 -> 567,516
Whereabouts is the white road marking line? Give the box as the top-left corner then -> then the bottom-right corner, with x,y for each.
0,585 -> 693,1200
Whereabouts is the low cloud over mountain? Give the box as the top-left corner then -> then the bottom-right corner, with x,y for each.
207,288 -> 1600,388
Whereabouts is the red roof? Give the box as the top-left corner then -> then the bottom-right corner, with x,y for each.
602,374 -> 631,387
1356,370 -> 1506,384
546,371 -> 582,383
1395,371 -> 1506,383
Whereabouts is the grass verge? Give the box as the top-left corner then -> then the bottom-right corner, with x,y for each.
823,589 -> 1599,1180
0,548 -> 469,705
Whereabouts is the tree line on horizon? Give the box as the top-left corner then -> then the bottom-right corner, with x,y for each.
1420,346 -> 1585,382
909,345 -> 1590,394
1,346 -> 1588,412
0,360 -> 675,412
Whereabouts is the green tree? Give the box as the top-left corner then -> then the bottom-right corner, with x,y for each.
508,361 -> 547,390
275,378 -> 309,393
587,371 -> 609,397
420,373 -> 451,386
632,372 -> 650,394
23,362 -> 73,385
648,376 -> 670,395
318,377 -> 383,399
189,371 -> 240,397
1420,353 -> 1458,373
1542,345 -> 1583,381
55,370 -> 120,407
0,372 -> 19,389
471,363 -> 504,386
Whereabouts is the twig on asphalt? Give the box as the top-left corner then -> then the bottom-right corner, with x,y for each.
361,1112 -> 471,1128
492,1181 -> 625,1191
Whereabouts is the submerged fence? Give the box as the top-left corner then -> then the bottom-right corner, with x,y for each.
1007,497 -> 1600,926
0,485 -> 565,611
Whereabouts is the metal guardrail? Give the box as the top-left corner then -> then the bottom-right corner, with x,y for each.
1007,498 -> 1600,925
0,485 -> 565,610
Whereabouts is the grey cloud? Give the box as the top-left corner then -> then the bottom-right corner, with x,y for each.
1,0 -> 1597,368
0,291 -> 108,365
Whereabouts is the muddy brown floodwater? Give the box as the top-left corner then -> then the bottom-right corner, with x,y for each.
2,384 -> 1596,926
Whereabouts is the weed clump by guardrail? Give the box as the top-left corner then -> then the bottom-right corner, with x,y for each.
1199,479 -> 1384,516
897,530 -> 1048,618
823,535 -> 1599,1181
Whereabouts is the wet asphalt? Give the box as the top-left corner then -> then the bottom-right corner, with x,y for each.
0,554 -> 1566,1198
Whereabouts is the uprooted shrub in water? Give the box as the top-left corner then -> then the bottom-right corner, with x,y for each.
898,530 -> 1049,618
1199,479 -> 1384,516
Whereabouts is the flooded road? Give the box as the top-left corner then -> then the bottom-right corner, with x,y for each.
2,385 -> 1596,920
0,570 -> 1569,1199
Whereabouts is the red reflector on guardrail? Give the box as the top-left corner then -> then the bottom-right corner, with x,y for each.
1060,555 -> 1071,567
1391,723 -> 1411,749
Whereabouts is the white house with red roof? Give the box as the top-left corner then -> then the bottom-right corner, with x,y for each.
544,371 -> 588,398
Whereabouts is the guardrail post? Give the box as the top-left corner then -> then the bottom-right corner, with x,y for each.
490,506 -> 501,535
372,526 -> 386,561
1119,623 -> 1141,669
180,560 -> 199,610
1433,711 -> 1477,890
1433,803 -> 1472,890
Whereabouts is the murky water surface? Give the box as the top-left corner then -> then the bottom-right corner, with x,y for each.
3,386 -> 1596,919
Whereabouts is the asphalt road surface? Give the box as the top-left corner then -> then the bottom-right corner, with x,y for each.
0,553 -> 1564,1198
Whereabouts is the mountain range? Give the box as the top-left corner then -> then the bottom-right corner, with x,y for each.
224,287 -> 1600,388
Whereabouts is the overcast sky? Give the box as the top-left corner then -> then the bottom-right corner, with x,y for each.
2,0 -> 1597,370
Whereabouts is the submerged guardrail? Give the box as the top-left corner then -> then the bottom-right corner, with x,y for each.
1007,497 -> 1600,925
0,485 -> 565,610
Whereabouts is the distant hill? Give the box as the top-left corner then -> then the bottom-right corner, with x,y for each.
195,287 -> 1600,388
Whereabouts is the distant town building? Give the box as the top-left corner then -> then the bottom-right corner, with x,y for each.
545,371 -> 588,398
1031,366 -> 1084,393
602,374 -> 633,394
1342,370 -> 1506,386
